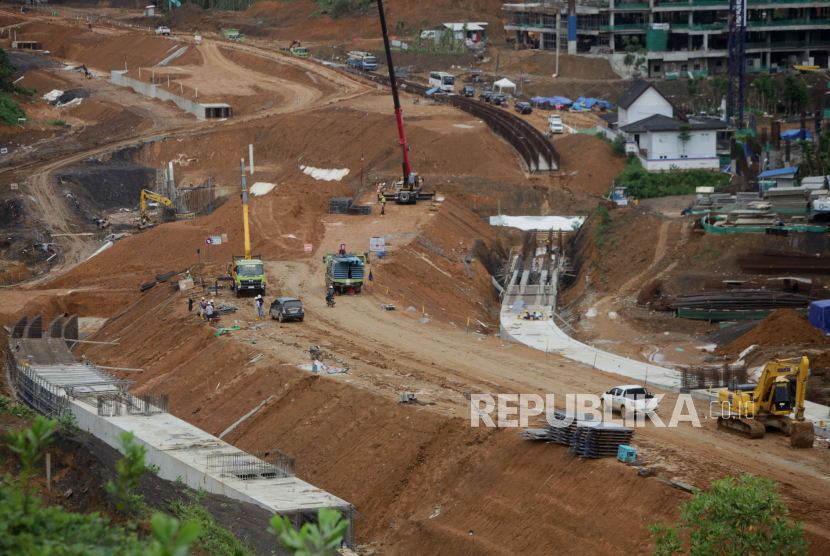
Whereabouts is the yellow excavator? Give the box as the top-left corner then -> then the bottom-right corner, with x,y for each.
139,189 -> 195,221
717,356 -> 814,448
227,159 -> 265,297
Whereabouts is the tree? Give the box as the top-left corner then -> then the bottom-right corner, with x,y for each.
0,48 -> 16,94
677,124 -> 692,156
271,507 -> 349,556
649,474 -> 809,556
782,75 -> 809,115
611,134 -> 626,157
685,77 -> 705,113
105,431 -> 150,511
622,36 -> 647,77
751,73 -> 778,114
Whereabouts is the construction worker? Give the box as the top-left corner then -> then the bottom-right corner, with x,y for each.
198,297 -> 207,319
255,295 -> 265,320
376,182 -> 382,201
380,195 -> 386,217
186,270 -> 192,280
205,300 -> 214,320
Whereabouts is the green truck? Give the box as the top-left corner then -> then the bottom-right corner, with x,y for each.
323,253 -> 366,293
229,255 -> 265,297
221,29 -> 245,42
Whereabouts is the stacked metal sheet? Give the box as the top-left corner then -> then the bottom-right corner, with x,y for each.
329,198 -> 353,214
766,187 -> 809,212
668,290 -> 808,311
347,206 -> 372,215
568,422 -> 635,458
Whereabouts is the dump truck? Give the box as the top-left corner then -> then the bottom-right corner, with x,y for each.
228,159 -> 266,297
347,50 -> 378,71
323,251 -> 366,294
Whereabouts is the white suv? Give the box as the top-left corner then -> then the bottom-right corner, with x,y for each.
548,114 -> 564,134
155,27 -> 171,36
601,385 -> 659,416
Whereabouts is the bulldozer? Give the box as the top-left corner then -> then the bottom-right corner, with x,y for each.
717,356 -> 815,448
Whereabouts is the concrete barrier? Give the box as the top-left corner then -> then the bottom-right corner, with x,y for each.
111,71 -> 232,119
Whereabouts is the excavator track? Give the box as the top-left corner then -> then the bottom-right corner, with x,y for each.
717,416 -> 766,439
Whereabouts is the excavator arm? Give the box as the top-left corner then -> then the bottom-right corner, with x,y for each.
140,189 -> 174,217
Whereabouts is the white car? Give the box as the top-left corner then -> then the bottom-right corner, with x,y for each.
601,385 -> 659,416
155,26 -> 171,36
548,115 -> 564,134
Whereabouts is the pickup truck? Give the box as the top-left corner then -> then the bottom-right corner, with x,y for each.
601,385 -> 659,416
155,26 -> 171,36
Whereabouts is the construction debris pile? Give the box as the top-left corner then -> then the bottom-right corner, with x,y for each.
329,196 -> 372,215
692,192 -> 760,213
520,410 -> 635,459
766,188 -> 810,213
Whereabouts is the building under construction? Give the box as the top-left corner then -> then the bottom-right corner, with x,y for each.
502,1 -> 830,77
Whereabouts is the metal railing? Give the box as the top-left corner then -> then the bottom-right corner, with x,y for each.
206,450 -> 296,481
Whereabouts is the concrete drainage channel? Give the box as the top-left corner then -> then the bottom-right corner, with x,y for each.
6,314 -> 356,548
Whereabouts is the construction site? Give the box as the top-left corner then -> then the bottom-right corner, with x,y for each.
1,0 -> 830,554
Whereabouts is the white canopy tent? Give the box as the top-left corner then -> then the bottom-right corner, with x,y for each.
494,78 -> 516,93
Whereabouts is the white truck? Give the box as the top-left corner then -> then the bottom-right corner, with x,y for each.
600,385 -> 659,416
548,114 -> 564,134
347,51 -> 378,71
155,26 -> 171,36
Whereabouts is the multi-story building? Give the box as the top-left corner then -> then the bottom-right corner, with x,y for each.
503,1 -> 830,78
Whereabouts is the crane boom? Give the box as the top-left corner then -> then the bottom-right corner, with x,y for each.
377,0 -> 411,182
240,158 -> 251,260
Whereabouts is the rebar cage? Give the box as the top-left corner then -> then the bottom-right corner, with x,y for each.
206,449 -> 296,481
680,365 -> 749,393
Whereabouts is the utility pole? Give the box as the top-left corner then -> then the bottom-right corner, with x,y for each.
555,7 -> 560,76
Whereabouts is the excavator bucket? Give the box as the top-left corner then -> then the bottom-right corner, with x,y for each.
789,421 -> 815,449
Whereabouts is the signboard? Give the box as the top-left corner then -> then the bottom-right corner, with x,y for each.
391,39 -> 401,47
377,85 -> 383,91
221,233 -> 228,243
0,148 -> 7,154
304,244 -> 312,252
50,269 -> 60,276
179,278 -> 194,291
696,186 -> 715,193
369,236 -> 385,252
206,235 -> 222,245
10,183 -> 18,190
401,43 -> 408,50
195,35 -> 201,44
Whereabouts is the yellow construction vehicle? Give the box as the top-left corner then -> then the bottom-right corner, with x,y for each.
227,159 -> 265,297
139,189 -> 194,221
717,356 -> 814,448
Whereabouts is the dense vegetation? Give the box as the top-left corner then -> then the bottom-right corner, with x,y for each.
0,47 -> 25,126
650,474 -> 808,555
613,157 -> 729,199
1,412 -> 349,555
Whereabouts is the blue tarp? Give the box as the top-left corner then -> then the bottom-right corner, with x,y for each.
781,129 -> 812,141
575,97 -> 613,109
530,96 -> 573,106
425,87 -> 439,96
757,166 -> 798,178
809,299 -> 830,334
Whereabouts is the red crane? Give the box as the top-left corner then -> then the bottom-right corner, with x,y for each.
377,0 -> 431,204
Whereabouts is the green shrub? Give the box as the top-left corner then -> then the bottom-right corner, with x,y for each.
614,158 -> 729,199
58,410 -> 80,436
170,501 -> 253,556
45,119 -> 68,126
0,93 -> 25,126
611,135 -> 626,157
13,84 -> 36,97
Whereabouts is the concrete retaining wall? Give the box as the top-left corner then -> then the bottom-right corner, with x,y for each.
111,71 -> 231,119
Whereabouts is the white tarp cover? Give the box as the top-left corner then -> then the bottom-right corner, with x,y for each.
300,165 -> 350,181
250,182 -> 277,196
494,78 -> 516,91
43,90 -> 63,102
489,215 -> 585,231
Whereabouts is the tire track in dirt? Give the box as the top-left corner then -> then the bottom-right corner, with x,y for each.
618,218 -> 672,294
